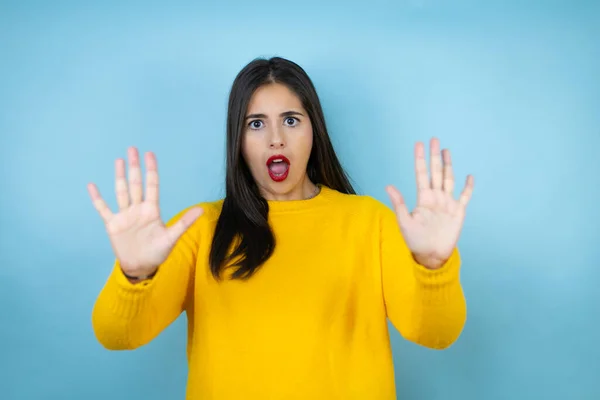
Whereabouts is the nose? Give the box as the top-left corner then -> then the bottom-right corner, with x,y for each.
269,127 -> 285,149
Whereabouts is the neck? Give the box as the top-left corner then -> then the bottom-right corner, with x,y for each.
265,184 -> 332,214
260,176 -> 319,201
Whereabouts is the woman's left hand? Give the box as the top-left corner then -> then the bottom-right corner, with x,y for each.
386,138 -> 474,270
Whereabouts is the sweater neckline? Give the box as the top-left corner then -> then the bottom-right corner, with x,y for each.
266,184 -> 334,213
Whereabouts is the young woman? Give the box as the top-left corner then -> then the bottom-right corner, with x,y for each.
88,57 -> 474,399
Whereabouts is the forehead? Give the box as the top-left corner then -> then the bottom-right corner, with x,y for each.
246,83 -> 304,113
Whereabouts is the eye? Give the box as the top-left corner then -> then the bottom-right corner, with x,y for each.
248,120 -> 264,130
284,117 -> 299,127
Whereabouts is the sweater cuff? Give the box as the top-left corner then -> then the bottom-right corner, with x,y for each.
412,247 -> 461,304
103,260 -> 156,319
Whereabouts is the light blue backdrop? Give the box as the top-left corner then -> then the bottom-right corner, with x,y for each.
1,1 -> 599,399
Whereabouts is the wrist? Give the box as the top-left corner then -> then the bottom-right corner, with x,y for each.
121,267 -> 158,283
412,253 -> 446,270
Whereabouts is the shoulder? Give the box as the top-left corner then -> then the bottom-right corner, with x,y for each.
198,198 -> 225,222
165,198 -> 224,228
323,186 -> 395,219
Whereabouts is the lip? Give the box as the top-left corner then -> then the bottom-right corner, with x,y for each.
266,154 -> 290,166
266,154 -> 290,182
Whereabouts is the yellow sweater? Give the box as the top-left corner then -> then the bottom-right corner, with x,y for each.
92,185 -> 466,399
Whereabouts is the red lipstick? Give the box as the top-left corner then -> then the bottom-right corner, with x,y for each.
266,154 -> 290,182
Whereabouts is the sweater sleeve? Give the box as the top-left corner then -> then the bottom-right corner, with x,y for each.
91,206 -> 202,350
379,203 -> 467,349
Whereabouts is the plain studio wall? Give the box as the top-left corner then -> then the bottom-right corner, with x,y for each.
1,1 -> 598,399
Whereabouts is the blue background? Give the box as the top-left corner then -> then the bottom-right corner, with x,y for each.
1,1 -> 599,399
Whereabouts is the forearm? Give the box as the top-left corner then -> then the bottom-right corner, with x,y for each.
91,260 -> 190,350
91,263 -> 158,350
384,248 -> 466,349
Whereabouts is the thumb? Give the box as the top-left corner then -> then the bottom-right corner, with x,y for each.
385,185 -> 411,229
165,206 -> 204,245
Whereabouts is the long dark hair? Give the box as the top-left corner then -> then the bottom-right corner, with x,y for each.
209,56 -> 355,280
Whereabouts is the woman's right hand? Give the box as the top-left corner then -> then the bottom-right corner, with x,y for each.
87,147 -> 203,279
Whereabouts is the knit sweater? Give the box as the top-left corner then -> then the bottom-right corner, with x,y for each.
91,185 -> 466,399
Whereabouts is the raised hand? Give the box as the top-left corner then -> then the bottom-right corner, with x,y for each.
386,138 -> 474,270
87,147 -> 203,279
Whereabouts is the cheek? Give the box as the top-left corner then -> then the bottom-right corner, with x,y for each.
300,127 -> 314,158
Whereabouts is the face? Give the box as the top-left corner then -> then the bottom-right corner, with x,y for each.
242,82 -> 315,201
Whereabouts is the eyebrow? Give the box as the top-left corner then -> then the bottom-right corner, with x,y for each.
245,111 -> 304,119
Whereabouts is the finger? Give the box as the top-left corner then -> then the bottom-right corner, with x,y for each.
459,175 -> 474,208
442,148 -> 454,195
128,147 -> 143,204
166,207 -> 204,245
430,137 -> 442,190
414,142 -> 429,192
145,151 -> 159,205
385,185 -> 411,228
87,183 -> 113,222
115,158 -> 129,210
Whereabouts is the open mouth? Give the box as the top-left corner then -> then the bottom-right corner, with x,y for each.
266,154 -> 290,182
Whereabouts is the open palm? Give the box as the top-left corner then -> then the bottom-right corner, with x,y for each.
386,138 -> 474,270
87,147 -> 203,278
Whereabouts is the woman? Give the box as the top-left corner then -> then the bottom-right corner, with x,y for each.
88,57 -> 474,399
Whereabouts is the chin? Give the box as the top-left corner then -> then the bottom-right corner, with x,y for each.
261,176 -> 299,196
